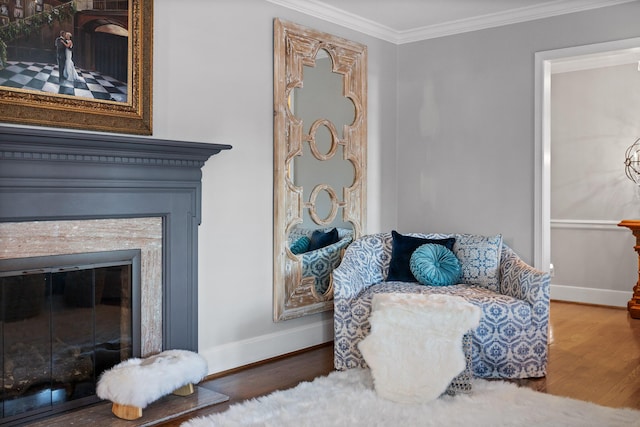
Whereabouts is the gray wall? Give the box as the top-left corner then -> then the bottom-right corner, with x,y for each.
396,1 -> 640,265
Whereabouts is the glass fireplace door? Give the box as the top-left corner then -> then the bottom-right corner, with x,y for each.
0,250 -> 137,424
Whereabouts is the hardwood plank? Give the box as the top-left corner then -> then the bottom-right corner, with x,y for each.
543,302 -> 640,408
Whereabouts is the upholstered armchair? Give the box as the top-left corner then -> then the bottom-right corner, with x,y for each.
333,232 -> 550,379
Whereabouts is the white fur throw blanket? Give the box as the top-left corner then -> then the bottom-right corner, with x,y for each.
96,349 -> 208,408
358,294 -> 481,404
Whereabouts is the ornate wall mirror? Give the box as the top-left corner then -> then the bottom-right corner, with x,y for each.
273,18 -> 367,321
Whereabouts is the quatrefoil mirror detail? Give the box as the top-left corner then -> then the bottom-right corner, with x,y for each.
273,19 -> 367,321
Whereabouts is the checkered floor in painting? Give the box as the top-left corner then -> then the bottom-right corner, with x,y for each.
0,61 -> 127,102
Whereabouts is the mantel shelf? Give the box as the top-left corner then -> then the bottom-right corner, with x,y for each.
0,127 -> 231,167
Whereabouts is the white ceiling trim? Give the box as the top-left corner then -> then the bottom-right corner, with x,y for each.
266,0 -> 639,45
267,0 -> 399,42
397,0 -> 639,44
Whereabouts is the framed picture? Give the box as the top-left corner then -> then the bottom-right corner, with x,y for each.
0,0 -> 153,135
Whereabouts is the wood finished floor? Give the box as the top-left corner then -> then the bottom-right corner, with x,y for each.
160,300 -> 640,426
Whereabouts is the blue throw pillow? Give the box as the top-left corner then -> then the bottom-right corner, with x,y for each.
307,228 -> 340,251
387,231 -> 456,282
410,243 -> 461,287
290,236 -> 310,255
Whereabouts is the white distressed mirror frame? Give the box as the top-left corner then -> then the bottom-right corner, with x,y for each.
273,18 -> 367,321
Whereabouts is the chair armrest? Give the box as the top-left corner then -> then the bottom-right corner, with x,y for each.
333,233 -> 390,300
500,247 -> 550,327
300,236 -> 354,293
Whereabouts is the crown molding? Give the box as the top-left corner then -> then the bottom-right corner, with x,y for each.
267,0 -> 398,42
267,0 -> 639,44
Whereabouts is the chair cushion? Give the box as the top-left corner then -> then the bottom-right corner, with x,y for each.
410,243 -> 461,287
387,231 -> 455,282
356,282 -> 532,330
349,282 -> 533,378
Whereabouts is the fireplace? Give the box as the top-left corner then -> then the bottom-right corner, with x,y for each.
0,127 -> 230,423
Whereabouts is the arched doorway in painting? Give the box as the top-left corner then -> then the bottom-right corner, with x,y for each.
76,10 -> 129,85
94,28 -> 128,83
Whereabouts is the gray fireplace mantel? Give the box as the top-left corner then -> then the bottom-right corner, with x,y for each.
0,126 -> 231,351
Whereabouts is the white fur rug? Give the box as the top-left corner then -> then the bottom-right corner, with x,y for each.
181,369 -> 640,427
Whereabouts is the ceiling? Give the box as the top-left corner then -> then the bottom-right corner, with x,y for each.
267,0 -> 638,44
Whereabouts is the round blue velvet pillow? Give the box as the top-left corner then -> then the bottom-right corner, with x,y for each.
409,243 -> 461,287
290,236 -> 310,255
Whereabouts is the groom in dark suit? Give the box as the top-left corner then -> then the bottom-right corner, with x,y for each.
55,30 -> 66,84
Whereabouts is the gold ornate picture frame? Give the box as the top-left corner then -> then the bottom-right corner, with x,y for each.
0,0 -> 152,135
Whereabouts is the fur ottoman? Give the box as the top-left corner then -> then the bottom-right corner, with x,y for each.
358,293 -> 481,403
96,349 -> 208,420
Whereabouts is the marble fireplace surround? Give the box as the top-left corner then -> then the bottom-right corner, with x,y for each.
0,217 -> 162,356
0,127 -> 231,352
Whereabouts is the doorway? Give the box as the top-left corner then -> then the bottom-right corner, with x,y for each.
534,37 -> 640,305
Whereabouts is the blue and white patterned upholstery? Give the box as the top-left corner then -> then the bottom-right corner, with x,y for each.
289,227 -> 354,294
333,232 -> 550,379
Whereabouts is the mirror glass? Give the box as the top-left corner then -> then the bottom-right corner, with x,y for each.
273,19 -> 367,321
290,50 -> 356,230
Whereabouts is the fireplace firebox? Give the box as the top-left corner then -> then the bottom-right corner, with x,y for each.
0,250 -> 140,423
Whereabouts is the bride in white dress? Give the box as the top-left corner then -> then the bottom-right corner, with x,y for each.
62,32 -> 80,82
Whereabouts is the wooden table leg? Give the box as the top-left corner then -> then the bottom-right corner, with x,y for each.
617,220 -> 640,319
628,282 -> 640,319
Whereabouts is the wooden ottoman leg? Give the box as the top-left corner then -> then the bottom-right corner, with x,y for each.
172,383 -> 195,396
112,402 -> 143,420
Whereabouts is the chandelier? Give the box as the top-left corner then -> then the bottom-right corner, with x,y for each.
624,137 -> 640,185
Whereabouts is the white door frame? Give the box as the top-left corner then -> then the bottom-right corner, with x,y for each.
534,37 -> 640,272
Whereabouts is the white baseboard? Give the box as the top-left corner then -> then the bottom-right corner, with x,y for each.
551,284 -> 629,307
200,318 -> 334,375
